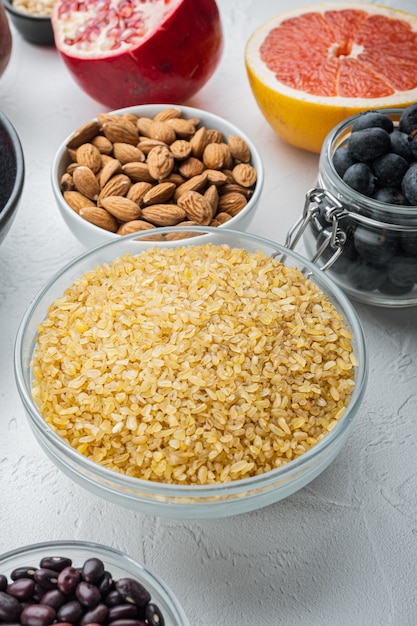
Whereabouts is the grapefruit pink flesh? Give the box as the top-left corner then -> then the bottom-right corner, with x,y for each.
245,3 -> 417,153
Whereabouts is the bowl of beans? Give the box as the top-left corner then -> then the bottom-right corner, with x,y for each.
51,104 -> 264,249
2,0 -> 55,45
302,106 -> 417,307
0,111 -> 25,246
0,540 -> 188,625
14,226 -> 368,519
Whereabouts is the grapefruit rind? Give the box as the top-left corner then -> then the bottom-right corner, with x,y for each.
245,2 -> 417,153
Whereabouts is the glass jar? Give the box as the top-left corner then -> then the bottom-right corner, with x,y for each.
296,109 -> 417,307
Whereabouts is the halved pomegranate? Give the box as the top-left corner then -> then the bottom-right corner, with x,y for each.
0,4 -> 12,79
51,0 -> 223,109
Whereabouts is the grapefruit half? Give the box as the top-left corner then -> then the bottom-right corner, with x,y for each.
245,2 -> 417,153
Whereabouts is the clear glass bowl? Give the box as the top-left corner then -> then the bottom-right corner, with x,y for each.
14,227 -> 368,519
0,540 -> 189,626
304,108 -> 417,307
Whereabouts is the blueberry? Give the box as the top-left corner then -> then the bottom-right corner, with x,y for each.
348,127 -> 391,161
353,226 -> 399,266
401,232 -> 417,256
390,130 -> 414,162
373,187 -> 408,205
371,152 -> 409,188
378,277 -> 414,295
351,110 -> 394,134
398,103 -> 417,135
401,162 -> 417,205
408,133 -> 417,161
343,162 -> 376,197
333,144 -> 356,178
345,260 -> 386,292
387,254 -> 417,287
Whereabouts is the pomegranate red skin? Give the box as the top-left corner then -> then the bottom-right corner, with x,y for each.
0,4 -> 12,79
52,0 -> 224,109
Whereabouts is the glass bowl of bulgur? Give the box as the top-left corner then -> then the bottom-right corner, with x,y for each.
3,0 -> 54,45
14,226 -> 368,519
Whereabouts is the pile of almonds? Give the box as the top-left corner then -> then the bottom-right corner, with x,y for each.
60,107 -> 258,240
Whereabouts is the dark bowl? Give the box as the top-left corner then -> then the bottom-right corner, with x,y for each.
2,0 -> 54,45
0,111 -> 24,245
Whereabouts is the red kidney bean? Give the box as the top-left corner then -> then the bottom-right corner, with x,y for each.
33,570 -> 58,591
0,591 -> 22,621
109,619 -> 146,626
115,580 -> 150,608
57,568 -> 80,596
39,589 -> 66,611
97,572 -> 113,598
20,604 -> 56,626
108,604 -> 138,622
56,600 -> 84,624
7,579 -> 36,601
11,569 -> 36,582
78,603 -> 108,626
75,583 -> 101,609
104,591 -> 124,608
145,602 -> 165,626
0,555 -> 165,626
80,560 -> 104,585
39,558 -> 72,573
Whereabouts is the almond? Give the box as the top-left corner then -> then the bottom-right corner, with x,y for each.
190,126 -> 209,158
213,211 -> 233,224
72,165 -> 100,200
101,196 -> 142,222
169,139 -> 192,161
206,129 -> 223,143
66,120 -> 101,150
153,107 -> 182,122
117,219 -> 158,235
218,191 -> 247,216
202,143 -> 226,170
232,163 -> 257,188
205,169 -> 228,186
102,120 -> 139,145
142,204 -> 187,226
147,145 -> 175,180
228,135 -> 251,163
98,174 -> 132,205
149,121 -> 176,145
165,223 -> 201,241
178,156 -> 205,179
60,173 -> 75,193
92,135 -> 114,155
64,190 -> 96,214
79,206 -> 119,232
136,116 -> 153,137
127,181 -> 154,205
75,143 -> 102,174
123,162 -> 155,183
99,158 -> 123,188
204,184 -> 219,213
137,138 -> 167,154
113,142 -> 145,165
173,172 -> 208,200
166,117 -> 196,138
177,190 -> 213,225
142,181 -> 176,205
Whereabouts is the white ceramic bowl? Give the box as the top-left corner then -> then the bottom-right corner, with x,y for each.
0,540 -> 189,626
51,105 -> 264,249
14,227 -> 367,519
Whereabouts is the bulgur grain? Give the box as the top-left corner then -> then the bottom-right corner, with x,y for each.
31,243 -> 356,485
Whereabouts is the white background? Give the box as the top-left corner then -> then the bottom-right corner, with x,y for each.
1,1 -> 417,624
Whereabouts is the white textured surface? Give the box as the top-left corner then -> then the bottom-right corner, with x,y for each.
1,1 -> 417,624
